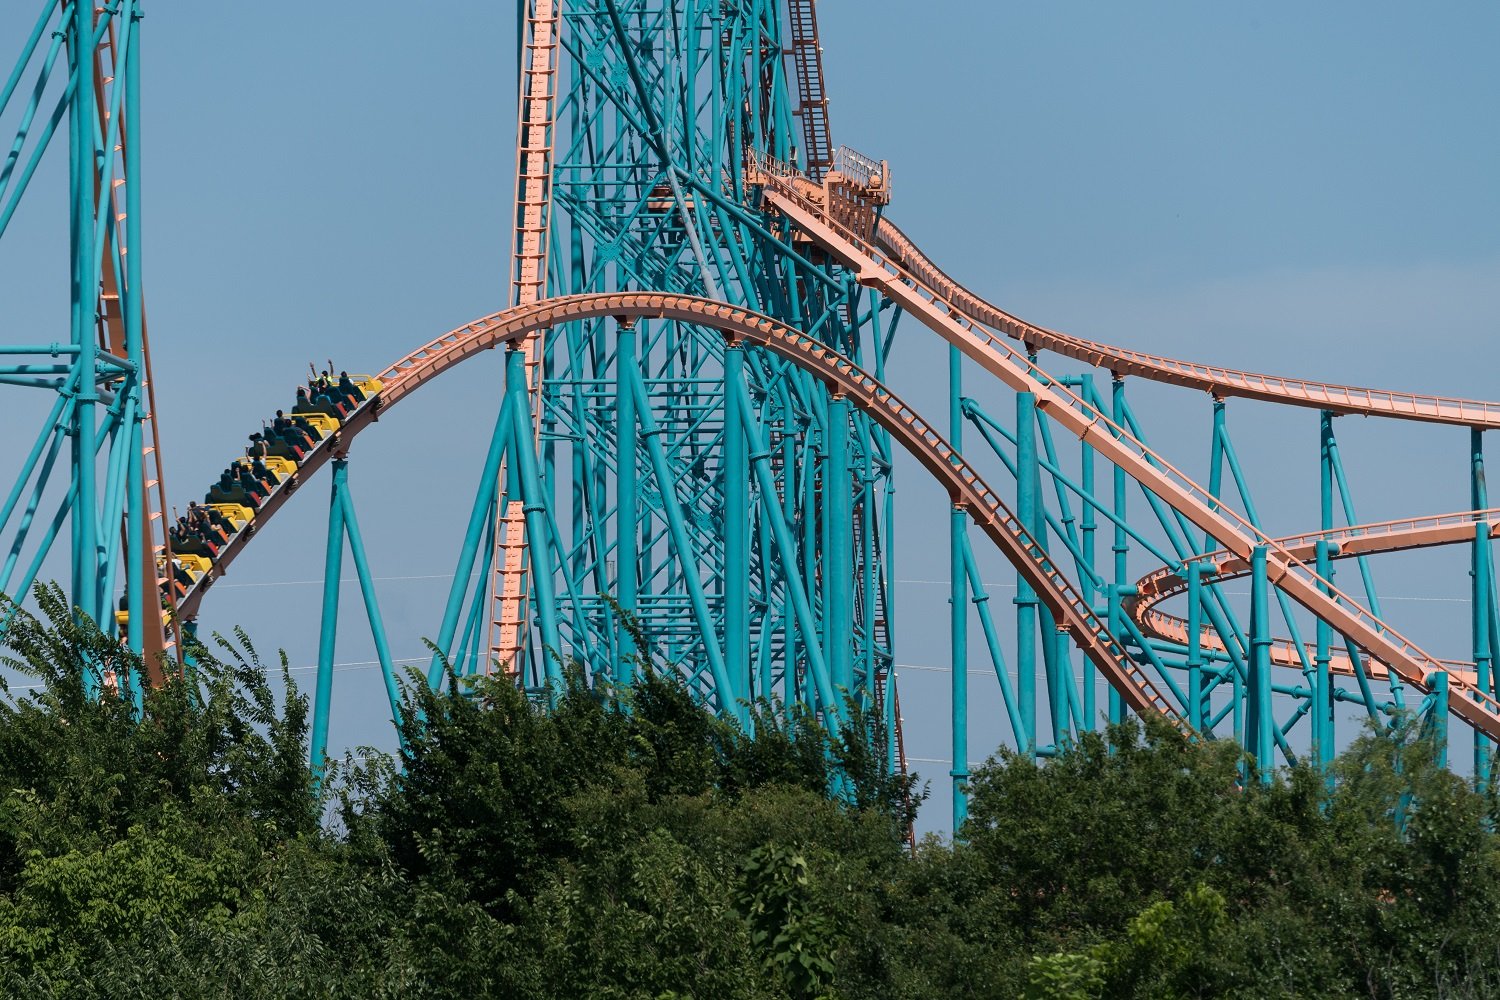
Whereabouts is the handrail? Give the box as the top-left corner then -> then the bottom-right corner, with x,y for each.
749,162 -> 1500,737
178,294 -> 1183,725
874,217 -> 1500,429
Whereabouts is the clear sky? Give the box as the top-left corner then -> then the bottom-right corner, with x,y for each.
2,2 -> 1497,832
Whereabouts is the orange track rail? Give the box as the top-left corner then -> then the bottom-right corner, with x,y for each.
752,167 -> 1500,741
179,294 -> 1181,724
873,218 -> 1500,429
1128,509 -> 1500,685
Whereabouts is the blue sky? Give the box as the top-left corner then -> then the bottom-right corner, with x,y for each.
2,2 -> 1497,831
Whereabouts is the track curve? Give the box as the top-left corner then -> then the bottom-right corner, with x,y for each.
1128,509 -> 1500,686
754,174 -> 1500,739
181,294 -> 1181,722
874,218 -> 1500,429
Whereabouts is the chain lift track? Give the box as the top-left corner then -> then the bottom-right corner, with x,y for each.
487,0 -> 563,678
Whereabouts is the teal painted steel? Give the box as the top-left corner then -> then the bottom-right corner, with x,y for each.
1249,545 -> 1272,783
312,460 -> 349,777
1472,430 -> 1491,789
14,0 -> 1500,828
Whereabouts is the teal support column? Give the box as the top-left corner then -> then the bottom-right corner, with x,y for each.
311,459 -> 349,778
1109,378 -> 1128,726
1314,540 -> 1335,775
616,323 -> 639,683
338,472 -> 402,734
1186,560 -> 1205,731
949,346 -> 969,823
734,380 -> 838,726
122,2 -> 145,655
950,504 -> 969,829
1428,670 -> 1450,768
629,365 -> 737,719
508,348 -> 563,696
1317,412 -> 1336,774
828,393 -> 852,697
725,345 -> 750,702
1015,391 -> 1038,756
1079,376 -> 1097,729
1471,428 -> 1491,790
781,431 -> 799,705
1249,545 -> 1272,783
427,391 -> 515,687
69,0 -> 99,622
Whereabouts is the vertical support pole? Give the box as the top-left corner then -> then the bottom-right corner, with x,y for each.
1249,545 -> 1272,783
1314,540 -> 1335,776
427,392 -> 514,687
508,347 -> 563,696
948,346 -> 969,824
1428,670 -> 1450,769
311,459 -> 348,777
725,344 -> 749,701
630,366 -> 738,719
1109,377 -> 1128,726
950,503 -> 969,829
782,431 -> 799,705
1316,412 -> 1336,772
339,472 -> 402,734
123,2 -> 146,656
1079,374 -> 1097,729
1186,560 -> 1205,731
828,393 -> 852,698
1015,390 -> 1038,755
70,1 -> 99,621
616,322 -> 639,682
1471,428 -> 1491,790
1211,400 -> 1243,742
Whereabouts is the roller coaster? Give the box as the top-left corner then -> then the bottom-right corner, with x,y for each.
3,2 -> 1497,829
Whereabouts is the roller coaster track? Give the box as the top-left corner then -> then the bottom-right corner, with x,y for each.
872,217 -> 1500,429
93,17 -> 177,674
489,0 -> 563,675
177,294 -> 1180,723
1128,509 -> 1500,686
749,160 -> 1500,741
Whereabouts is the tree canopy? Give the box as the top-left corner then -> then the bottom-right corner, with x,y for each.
1,587 -> 1499,998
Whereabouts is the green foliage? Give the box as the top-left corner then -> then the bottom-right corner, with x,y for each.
6,593 -> 1500,998
737,844 -> 840,999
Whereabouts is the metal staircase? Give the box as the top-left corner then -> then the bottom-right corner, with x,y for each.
785,0 -> 833,180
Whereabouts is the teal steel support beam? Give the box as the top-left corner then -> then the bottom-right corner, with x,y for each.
949,346 -> 971,817
616,322 -> 640,682
1427,670 -> 1449,768
724,344 -> 750,700
1107,378 -> 1131,726
508,347 -> 563,696
69,0 -> 99,623
122,0 -> 145,656
311,459 -> 349,778
734,377 -> 838,726
1249,545 -> 1273,782
1079,375 -> 1098,728
1317,413 -> 1336,771
1015,390 -> 1038,755
628,364 -> 736,718
1471,428 -> 1491,790
427,391 -> 515,687
1314,540 -> 1335,775
338,469 -> 402,735
1186,560 -> 1205,731
828,393 -> 852,697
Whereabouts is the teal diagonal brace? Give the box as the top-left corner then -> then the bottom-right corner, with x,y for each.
627,360 -> 737,718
